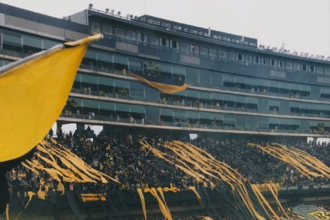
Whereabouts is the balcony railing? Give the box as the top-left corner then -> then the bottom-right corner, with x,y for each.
70,88 -> 330,119
60,113 -> 319,135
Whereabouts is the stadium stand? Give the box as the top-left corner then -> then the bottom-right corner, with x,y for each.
7,130 -> 330,194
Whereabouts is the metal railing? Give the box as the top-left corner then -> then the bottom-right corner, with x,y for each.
70,88 -> 330,119
60,113 -> 312,134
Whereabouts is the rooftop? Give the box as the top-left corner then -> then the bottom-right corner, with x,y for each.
85,6 -> 330,64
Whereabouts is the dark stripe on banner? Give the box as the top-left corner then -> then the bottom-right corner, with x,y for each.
66,190 -> 83,220
202,187 -> 223,220
233,188 -> 254,220
245,183 -> 272,220
49,192 -> 60,220
214,187 -> 245,220
195,186 -> 212,217
96,192 -> 113,220
105,194 -> 124,220
115,190 -> 134,220
48,191 -> 60,220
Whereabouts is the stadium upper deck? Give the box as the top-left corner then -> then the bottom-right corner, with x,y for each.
1,3 -> 330,137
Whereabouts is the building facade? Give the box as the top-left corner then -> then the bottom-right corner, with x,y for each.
2,3 -> 330,137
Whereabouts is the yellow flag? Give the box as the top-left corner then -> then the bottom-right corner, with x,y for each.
0,34 -> 103,162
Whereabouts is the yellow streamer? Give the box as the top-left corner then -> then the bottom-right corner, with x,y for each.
141,141 -> 285,220
21,140 -> 120,185
6,204 -> 9,220
137,188 -> 147,220
188,186 -> 204,208
144,188 -> 172,220
248,143 -> 330,179
14,192 -> 35,220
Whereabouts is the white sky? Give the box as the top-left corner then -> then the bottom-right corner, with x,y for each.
3,0 -> 330,57
5,0 -> 330,137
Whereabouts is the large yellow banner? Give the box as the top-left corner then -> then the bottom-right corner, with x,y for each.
0,34 -> 102,162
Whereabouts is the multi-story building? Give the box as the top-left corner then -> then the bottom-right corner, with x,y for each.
2,3 -> 330,138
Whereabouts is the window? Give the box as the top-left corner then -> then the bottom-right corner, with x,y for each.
91,22 -> 101,33
158,63 -> 172,78
320,88 -> 330,99
269,81 -> 280,93
254,56 -> 260,64
262,58 -> 269,66
218,50 -> 227,58
82,49 -> 97,67
269,102 -> 279,111
246,55 -> 253,63
209,48 -> 217,59
160,108 -> 173,122
23,35 -> 42,54
278,60 -> 284,68
237,53 -> 244,61
173,66 -> 186,79
293,63 -> 300,71
236,76 -> 247,89
325,68 -> 330,75
300,85 -> 310,97
180,42 -> 189,53
200,47 -> 208,57
270,59 -> 277,67
223,75 -> 235,88
128,57 -> 143,74
102,25 -> 113,36
316,66 -> 323,74
114,55 -> 128,74
170,40 -> 179,49
138,33 -> 148,43
228,52 -> 235,60
115,28 -> 125,38
173,66 -> 186,81
160,38 -> 169,47
43,40 -> 58,50
190,44 -> 199,53
97,51 -> 113,72
302,64 -> 308,71
286,62 -> 292,69
279,82 -> 290,94
130,88 -> 144,98
149,35 -> 159,45
126,30 -> 136,40
309,65 -> 315,72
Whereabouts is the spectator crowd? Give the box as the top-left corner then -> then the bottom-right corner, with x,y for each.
6,129 -> 330,219
7,130 -> 330,193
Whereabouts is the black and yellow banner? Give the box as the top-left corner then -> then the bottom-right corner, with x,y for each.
140,140 -> 288,220
81,194 -> 106,202
22,139 -> 120,185
248,143 -> 330,179
130,72 -> 187,94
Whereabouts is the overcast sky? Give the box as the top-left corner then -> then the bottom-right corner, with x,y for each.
2,0 -> 330,57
